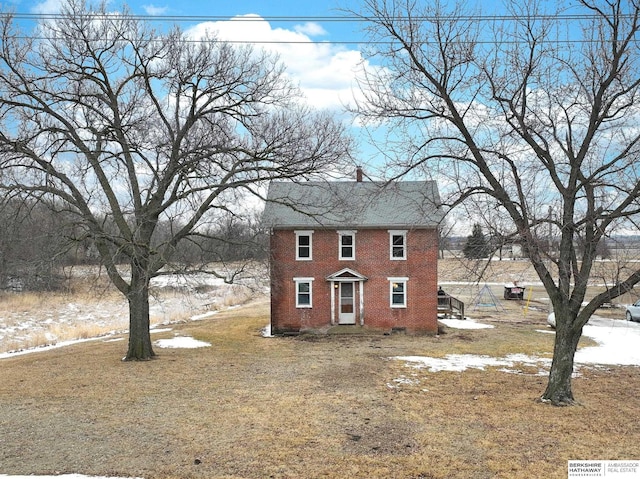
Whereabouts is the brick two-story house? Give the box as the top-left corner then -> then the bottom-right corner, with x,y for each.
262,172 -> 443,335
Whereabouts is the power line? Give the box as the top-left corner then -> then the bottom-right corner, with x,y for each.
1,11 -> 638,23
0,34 -> 614,46
0,11 -> 635,46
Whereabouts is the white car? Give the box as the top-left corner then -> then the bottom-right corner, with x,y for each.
626,300 -> 640,322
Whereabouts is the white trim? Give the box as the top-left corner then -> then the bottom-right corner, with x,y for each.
325,267 -> 368,282
388,277 -> 408,308
294,277 -> 314,308
327,269 -> 367,326
330,281 -> 336,325
337,230 -> 356,260
359,281 -> 365,325
295,230 -> 314,261
388,230 -> 407,260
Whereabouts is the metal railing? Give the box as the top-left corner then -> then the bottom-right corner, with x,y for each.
438,293 -> 465,319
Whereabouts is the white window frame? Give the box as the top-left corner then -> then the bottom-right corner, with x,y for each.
338,230 -> 356,260
294,277 -> 314,308
389,230 -> 407,260
388,277 -> 408,308
295,230 -> 313,261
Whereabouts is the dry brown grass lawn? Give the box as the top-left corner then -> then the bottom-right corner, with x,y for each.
1,258 -> 639,478
1,294 -> 640,478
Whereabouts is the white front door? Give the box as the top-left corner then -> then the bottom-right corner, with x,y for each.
338,282 -> 356,324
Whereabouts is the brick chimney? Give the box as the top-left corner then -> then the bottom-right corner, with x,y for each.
356,166 -> 363,182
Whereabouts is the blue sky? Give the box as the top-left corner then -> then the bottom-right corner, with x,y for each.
11,0 -> 512,172
16,0 -> 372,125
2,0 -> 393,173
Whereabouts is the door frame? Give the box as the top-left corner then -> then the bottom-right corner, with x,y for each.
326,268 -> 368,327
338,281 -> 356,324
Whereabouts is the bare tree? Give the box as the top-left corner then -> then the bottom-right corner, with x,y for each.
354,0 -> 640,405
438,216 -> 455,258
0,197 -> 78,291
0,0 -> 352,360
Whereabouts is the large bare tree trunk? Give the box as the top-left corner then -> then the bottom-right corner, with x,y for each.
352,0 -> 640,405
541,317 -> 581,405
0,2 -> 352,361
124,262 -> 155,361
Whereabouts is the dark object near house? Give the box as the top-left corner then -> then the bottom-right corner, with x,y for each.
437,289 -> 465,319
503,283 -> 525,300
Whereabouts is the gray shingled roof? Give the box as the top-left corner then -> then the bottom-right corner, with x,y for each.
262,180 -> 443,229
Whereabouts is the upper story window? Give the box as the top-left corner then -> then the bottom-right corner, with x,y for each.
388,277 -> 408,308
294,277 -> 314,308
389,230 -> 407,260
338,230 -> 356,260
295,230 -> 313,261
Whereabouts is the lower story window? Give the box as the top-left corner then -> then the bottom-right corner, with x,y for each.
294,278 -> 314,308
388,277 -> 408,308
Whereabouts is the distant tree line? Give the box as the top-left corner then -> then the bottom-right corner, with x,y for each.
0,198 -> 267,292
0,199 -> 75,291
461,223 -> 611,261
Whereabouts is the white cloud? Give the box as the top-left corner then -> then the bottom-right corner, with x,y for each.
294,22 -> 327,37
31,0 -> 64,14
185,14 -> 368,111
143,4 -> 169,16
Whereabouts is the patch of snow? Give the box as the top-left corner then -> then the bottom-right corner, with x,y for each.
0,267 -> 268,357
395,354 -> 512,372
394,315 -> 640,375
0,337 -> 105,360
149,328 -> 172,333
387,375 -> 421,389
576,316 -> 640,366
536,329 -> 555,334
261,324 -> 274,338
503,353 -> 551,365
394,353 -> 554,375
190,311 -> 218,321
150,272 -> 226,289
0,476 -> 141,479
500,353 -> 554,376
154,336 -> 211,349
440,317 -> 494,330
